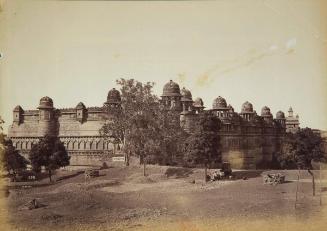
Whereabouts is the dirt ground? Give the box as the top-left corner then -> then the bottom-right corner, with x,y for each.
2,165 -> 327,231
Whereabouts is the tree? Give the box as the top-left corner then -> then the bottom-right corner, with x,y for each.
0,117 -> 28,177
100,79 -> 159,167
183,112 -> 222,183
0,139 -> 28,176
155,109 -> 189,166
29,135 -> 70,182
278,128 -> 325,195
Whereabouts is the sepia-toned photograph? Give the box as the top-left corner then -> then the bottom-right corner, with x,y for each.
0,0 -> 327,230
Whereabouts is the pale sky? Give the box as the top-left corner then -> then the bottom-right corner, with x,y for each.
0,0 -> 327,131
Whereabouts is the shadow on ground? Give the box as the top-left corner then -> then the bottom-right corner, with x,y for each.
164,167 -> 194,178
232,170 -> 264,179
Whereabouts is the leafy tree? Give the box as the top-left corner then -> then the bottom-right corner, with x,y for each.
183,112 -> 222,182
0,117 -> 27,177
155,109 -> 189,166
100,79 -> 159,166
0,139 -> 28,176
29,135 -> 70,182
277,128 -> 325,195
0,116 -> 4,131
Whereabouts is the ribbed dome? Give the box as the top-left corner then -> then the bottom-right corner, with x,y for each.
107,88 -> 121,104
193,97 -> 204,107
212,96 -> 227,109
76,102 -> 86,109
162,80 -> 181,97
276,111 -> 285,119
181,87 -> 192,101
241,101 -> 253,113
13,105 -> 23,112
261,106 -> 271,116
38,96 -> 53,109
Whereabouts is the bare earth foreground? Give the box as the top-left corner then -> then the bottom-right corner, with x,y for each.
1,166 -> 327,231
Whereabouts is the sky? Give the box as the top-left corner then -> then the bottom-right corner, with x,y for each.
0,0 -> 327,131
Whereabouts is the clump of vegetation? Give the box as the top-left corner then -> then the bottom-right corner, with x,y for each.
100,79 -> 188,176
1,138 -> 28,177
0,117 -> 28,178
276,127 -> 326,195
183,112 -> 222,182
29,135 -> 70,182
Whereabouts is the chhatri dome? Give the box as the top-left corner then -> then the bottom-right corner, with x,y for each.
241,101 -> 253,113
193,97 -> 204,107
212,96 -> 228,109
181,87 -> 192,101
261,106 -> 272,116
162,80 -> 181,97
38,96 -> 53,109
276,111 -> 285,119
107,88 -> 121,104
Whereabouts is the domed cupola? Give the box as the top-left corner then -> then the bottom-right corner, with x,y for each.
276,110 -> 285,119
227,104 -> 234,113
275,110 -> 286,127
38,96 -> 54,109
241,101 -> 254,113
212,96 -> 228,110
193,97 -> 204,107
261,106 -> 272,116
261,106 -> 273,123
162,80 -> 181,97
181,87 -> 193,101
107,88 -> 121,104
192,97 -> 205,113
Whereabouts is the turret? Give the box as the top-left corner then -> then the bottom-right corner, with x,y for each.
103,88 -> 121,109
288,107 -> 293,117
240,101 -> 255,121
286,106 -> 300,133
275,111 -> 286,127
76,102 -> 86,123
180,87 -> 193,112
37,96 -> 55,136
261,106 -> 273,123
13,105 -> 23,125
193,97 -> 205,114
161,80 -> 182,112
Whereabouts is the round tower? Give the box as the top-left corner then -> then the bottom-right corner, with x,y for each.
37,96 -> 56,136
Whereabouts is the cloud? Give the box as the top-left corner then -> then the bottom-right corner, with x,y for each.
195,46 -> 279,87
195,73 -> 214,87
194,38 -> 298,88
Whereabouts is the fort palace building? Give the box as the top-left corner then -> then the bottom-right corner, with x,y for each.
8,80 -> 300,169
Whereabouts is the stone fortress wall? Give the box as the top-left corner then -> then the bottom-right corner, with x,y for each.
8,81 -> 300,169
162,80 -> 300,169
